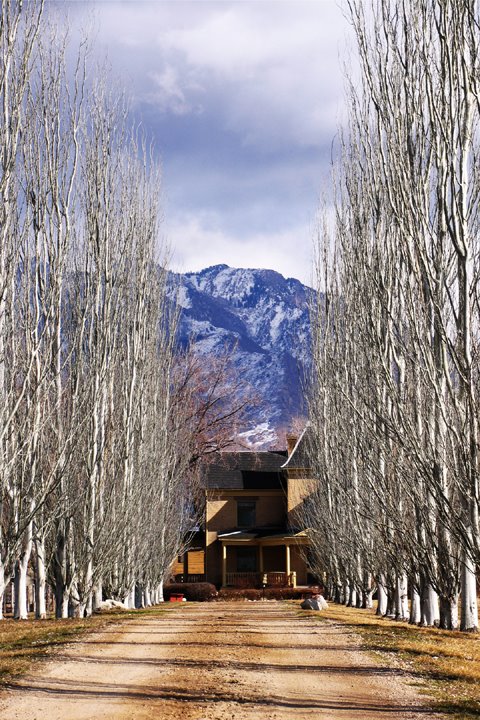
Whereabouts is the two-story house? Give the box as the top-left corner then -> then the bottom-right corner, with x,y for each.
173,428 -> 313,588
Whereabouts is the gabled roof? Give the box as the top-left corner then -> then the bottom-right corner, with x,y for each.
203,451 -> 287,490
282,424 -> 313,470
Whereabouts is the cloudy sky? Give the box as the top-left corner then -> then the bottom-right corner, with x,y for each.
61,1 -> 351,285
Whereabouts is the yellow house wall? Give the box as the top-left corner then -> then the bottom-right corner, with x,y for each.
187,550 -> 205,574
207,490 -> 286,533
171,549 -> 205,579
287,473 -> 315,526
205,489 -> 286,585
171,557 -> 184,576
206,536 -> 222,586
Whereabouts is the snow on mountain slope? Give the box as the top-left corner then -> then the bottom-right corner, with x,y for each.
176,264 -> 313,448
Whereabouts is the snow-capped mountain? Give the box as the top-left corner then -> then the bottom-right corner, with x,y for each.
176,264 -> 313,448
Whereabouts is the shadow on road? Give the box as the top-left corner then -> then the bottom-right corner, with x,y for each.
5,676 -> 439,715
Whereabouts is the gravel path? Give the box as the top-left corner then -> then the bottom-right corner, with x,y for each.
0,602 -> 442,720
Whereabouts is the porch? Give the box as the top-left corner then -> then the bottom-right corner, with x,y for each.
219,530 -> 309,588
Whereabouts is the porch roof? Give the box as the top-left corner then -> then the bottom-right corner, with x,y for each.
217,528 -> 310,546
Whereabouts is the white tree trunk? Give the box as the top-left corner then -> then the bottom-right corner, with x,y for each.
460,545 -> 478,632
363,588 -> 373,609
124,585 -> 135,609
92,582 -> 103,612
348,585 -> 357,608
0,561 -> 5,620
13,560 -> 30,620
34,537 -> 47,619
440,595 -> 459,631
376,576 -> 388,616
14,521 -> 33,620
143,586 -> 151,608
409,585 -> 421,625
421,584 -> 439,627
395,574 -> 408,621
362,571 -> 373,609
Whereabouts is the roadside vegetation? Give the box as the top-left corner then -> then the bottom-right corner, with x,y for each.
308,602 -> 480,719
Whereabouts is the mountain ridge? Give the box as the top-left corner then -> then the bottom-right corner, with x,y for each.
175,264 -> 313,448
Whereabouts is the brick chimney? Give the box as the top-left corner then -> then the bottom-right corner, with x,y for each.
286,433 -> 298,457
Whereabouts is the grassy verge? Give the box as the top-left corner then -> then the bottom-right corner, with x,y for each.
0,605 -> 170,686
306,602 -> 480,719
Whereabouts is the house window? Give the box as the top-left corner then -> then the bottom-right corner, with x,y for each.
236,547 -> 257,572
237,501 -> 256,528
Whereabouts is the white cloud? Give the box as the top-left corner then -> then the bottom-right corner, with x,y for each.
62,1 -> 349,283
80,1 -> 348,146
161,8 -> 285,75
148,66 -> 203,115
165,212 -> 315,286
157,2 -> 347,148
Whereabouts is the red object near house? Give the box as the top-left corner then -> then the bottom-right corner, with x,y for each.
169,593 -> 184,602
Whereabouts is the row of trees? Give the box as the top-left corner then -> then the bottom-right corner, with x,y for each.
303,0 -> 479,631
0,1 -> 246,620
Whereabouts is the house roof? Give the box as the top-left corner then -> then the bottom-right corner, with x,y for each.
282,424 -> 313,470
203,451 -> 287,490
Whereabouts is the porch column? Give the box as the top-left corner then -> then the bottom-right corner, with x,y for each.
285,544 -> 291,577
222,544 -> 227,587
259,545 -> 264,574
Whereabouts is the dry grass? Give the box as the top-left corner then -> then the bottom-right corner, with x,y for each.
308,602 -> 480,719
0,606 -> 168,685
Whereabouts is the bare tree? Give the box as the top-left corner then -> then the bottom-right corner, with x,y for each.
305,0 -> 480,632
0,0 -> 45,618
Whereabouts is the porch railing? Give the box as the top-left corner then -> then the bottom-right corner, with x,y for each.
226,572 -> 260,588
265,571 -> 289,587
225,571 -> 296,588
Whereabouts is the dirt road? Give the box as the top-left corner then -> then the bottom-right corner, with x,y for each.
0,602 -> 440,720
